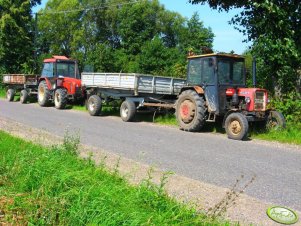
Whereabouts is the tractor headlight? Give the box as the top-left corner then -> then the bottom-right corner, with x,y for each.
245,97 -> 251,104
52,83 -> 56,89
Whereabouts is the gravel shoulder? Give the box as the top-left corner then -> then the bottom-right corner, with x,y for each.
1,116 -> 299,226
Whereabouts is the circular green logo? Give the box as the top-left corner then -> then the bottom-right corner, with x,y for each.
267,206 -> 299,225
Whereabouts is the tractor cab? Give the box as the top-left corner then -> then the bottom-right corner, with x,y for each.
187,53 -> 267,115
41,55 -> 80,79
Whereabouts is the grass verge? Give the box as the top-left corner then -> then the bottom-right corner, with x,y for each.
0,88 -> 5,98
0,131 -> 228,225
250,122 -> 301,145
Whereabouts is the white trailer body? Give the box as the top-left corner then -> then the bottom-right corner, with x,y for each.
81,73 -> 186,96
81,72 -> 187,121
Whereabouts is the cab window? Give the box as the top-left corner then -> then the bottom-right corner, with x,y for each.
41,63 -> 54,77
188,58 -> 215,85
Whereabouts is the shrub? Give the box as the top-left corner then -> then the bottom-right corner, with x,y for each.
270,92 -> 301,126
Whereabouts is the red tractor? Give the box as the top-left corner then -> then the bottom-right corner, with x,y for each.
175,53 -> 285,140
38,56 -> 83,109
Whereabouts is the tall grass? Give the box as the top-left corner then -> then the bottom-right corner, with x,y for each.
251,122 -> 301,145
0,131 -> 228,225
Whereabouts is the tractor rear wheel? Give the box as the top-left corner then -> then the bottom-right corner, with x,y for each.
225,113 -> 249,140
20,89 -> 29,104
54,88 -> 68,109
87,95 -> 102,116
175,90 -> 206,132
120,100 -> 136,122
6,89 -> 15,102
266,111 -> 286,130
38,80 -> 51,107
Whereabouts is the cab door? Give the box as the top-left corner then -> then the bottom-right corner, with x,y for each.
187,57 -> 219,113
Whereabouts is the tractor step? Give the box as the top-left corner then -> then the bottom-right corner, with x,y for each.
206,113 -> 216,122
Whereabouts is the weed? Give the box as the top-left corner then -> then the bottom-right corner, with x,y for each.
62,130 -> 80,155
207,174 -> 256,220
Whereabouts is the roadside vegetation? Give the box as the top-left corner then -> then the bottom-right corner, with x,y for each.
0,88 -> 5,98
0,131 -> 231,225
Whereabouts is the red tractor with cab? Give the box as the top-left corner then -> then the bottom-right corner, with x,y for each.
38,56 -> 83,109
175,53 -> 285,140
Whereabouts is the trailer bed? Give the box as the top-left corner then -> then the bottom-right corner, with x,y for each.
3,74 -> 39,85
82,73 -> 186,96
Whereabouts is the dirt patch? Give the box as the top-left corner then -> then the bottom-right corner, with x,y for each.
0,116 -> 299,226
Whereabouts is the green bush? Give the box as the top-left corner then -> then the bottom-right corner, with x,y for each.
270,92 -> 301,126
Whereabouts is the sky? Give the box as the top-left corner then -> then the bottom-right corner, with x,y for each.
33,0 -> 250,54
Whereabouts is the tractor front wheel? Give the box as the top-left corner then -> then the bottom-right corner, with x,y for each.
225,113 -> 249,140
87,95 -> 102,116
54,88 -> 68,109
175,90 -> 206,132
266,111 -> 286,130
38,81 -> 51,107
6,89 -> 15,102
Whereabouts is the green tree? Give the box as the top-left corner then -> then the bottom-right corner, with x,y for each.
179,12 -> 214,54
189,0 -> 301,94
37,0 -> 214,77
0,0 -> 41,73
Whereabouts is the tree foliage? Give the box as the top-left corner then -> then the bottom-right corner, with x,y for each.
190,0 -> 301,94
0,0 -> 41,73
36,0 -> 214,77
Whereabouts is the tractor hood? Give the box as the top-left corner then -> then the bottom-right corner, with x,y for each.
226,88 -> 268,111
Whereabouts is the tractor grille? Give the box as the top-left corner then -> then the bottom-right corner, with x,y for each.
254,91 -> 265,111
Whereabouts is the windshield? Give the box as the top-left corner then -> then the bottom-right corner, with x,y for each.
217,59 -> 244,85
56,62 -> 79,78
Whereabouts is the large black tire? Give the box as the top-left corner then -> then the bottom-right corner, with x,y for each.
20,89 -> 29,104
38,80 -> 51,107
54,88 -> 68,109
6,89 -> 15,102
87,95 -> 102,116
225,113 -> 249,140
266,111 -> 286,130
120,100 -> 136,122
175,90 -> 206,132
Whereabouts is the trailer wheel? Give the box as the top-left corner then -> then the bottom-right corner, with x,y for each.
20,89 -> 28,104
175,90 -> 206,132
225,113 -> 249,140
266,111 -> 286,130
38,80 -> 51,107
54,88 -> 68,109
87,95 -> 102,116
6,89 -> 15,102
120,100 -> 136,122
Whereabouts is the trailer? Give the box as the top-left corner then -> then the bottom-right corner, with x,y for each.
82,72 -> 186,121
2,74 -> 39,103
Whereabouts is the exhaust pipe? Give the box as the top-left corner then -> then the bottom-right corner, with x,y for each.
252,57 -> 257,87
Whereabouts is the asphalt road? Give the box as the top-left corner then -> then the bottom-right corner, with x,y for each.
1,99 -> 300,211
